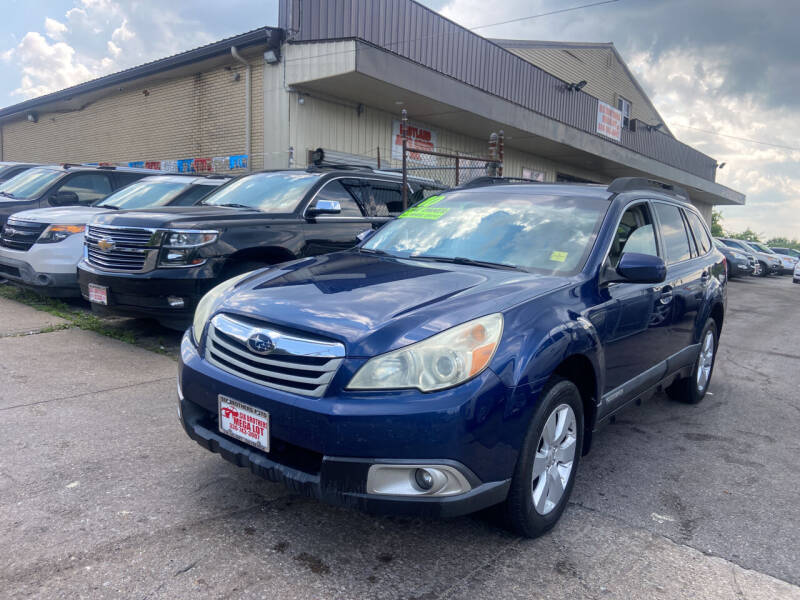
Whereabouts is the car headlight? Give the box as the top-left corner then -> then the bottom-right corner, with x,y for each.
160,229 -> 218,267
163,230 -> 218,248
347,314 -> 503,392
192,271 -> 255,345
36,224 -> 85,244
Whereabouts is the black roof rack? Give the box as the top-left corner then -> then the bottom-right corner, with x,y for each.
607,177 -> 689,200
96,165 -> 118,170
459,176 -> 542,189
203,174 -> 230,179
306,163 -> 375,172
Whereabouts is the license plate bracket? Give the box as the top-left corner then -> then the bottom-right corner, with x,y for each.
218,395 -> 270,452
87,283 -> 108,305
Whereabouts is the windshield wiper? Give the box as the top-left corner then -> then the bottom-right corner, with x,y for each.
0,191 -> 16,199
409,255 -> 526,271
206,202 -> 254,209
358,247 -> 393,256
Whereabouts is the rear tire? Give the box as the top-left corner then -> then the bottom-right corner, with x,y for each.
666,320 -> 718,404
503,377 -> 583,538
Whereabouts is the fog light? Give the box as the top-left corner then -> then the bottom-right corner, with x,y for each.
167,296 -> 185,308
366,464 -> 472,497
415,468 -> 434,491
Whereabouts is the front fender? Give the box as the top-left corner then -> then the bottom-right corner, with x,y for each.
490,297 -> 603,415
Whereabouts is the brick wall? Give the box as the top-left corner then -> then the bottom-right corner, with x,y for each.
1,48 -> 264,172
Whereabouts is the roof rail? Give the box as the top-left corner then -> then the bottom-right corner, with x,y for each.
607,177 -> 689,200
459,176 -> 542,189
203,174 -> 230,179
61,163 -> 83,169
96,165 -> 118,170
306,163 -> 374,172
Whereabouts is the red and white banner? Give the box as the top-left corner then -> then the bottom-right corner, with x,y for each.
596,101 -> 623,142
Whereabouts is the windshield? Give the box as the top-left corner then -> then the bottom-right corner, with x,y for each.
362,191 -> 609,275
96,179 -> 190,209
0,167 -> 63,200
748,242 -> 773,253
201,171 -> 321,212
721,239 -> 748,252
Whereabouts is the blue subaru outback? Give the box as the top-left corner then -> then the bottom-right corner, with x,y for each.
178,177 -> 726,537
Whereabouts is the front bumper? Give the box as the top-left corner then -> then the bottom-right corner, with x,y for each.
178,333 -> 520,517
0,249 -> 80,296
77,259 -> 223,324
728,257 -> 752,276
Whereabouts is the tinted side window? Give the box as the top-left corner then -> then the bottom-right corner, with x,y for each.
313,180 -> 363,218
365,180 -> 403,216
58,173 -> 112,204
654,202 -> 692,264
685,210 -> 712,254
170,184 -> 216,206
115,172 -> 148,188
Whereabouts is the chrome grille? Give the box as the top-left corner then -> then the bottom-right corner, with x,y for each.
85,225 -> 157,272
1,219 -> 47,251
205,314 -> 345,398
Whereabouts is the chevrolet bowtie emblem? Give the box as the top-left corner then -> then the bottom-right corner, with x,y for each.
97,238 -> 115,252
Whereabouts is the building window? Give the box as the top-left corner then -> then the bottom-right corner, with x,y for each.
617,96 -> 632,129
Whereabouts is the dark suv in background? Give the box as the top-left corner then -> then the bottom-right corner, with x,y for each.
0,164 -> 164,226
77,166 -> 440,328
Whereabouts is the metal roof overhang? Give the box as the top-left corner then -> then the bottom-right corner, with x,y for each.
287,40 -> 744,207
0,27 -> 279,121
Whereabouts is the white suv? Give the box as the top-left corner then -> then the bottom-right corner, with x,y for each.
0,175 -> 229,297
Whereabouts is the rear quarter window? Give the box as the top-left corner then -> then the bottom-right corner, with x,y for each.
653,202 -> 692,264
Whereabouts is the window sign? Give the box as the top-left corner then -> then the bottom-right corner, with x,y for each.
597,101 -> 623,141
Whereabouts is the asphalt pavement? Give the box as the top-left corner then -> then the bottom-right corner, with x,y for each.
1,275 -> 799,599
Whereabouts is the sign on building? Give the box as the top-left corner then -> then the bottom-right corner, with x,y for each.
596,101 -> 623,142
522,168 -> 546,182
392,120 -> 437,163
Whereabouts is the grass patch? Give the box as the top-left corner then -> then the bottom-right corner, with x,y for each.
0,284 -> 137,344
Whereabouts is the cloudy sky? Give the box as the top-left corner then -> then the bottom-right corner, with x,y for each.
1,0 -> 798,239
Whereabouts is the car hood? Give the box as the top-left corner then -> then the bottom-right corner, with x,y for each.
0,198 -> 40,225
89,206 -> 263,229
217,252 -> 569,357
8,206 -> 109,225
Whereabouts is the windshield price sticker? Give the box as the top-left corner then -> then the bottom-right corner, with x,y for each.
550,251 -> 568,262
399,195 -> 449,220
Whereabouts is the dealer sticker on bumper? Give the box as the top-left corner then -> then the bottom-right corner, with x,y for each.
87,283 -> 108,305
218,395 -> 270,452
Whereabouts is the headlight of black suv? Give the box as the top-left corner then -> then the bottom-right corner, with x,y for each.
159,229 -> 218,267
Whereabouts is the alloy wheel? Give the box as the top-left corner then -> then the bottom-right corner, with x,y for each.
531,403 -> 577,515
696,330 -> 715,392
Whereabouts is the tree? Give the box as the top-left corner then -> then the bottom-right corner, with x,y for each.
711,210 -> 724,237
728,228 -> 762,242
766,236 -> 800,250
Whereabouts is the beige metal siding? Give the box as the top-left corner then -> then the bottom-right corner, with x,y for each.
502,46 -> 664,129
1,49 -> 265,171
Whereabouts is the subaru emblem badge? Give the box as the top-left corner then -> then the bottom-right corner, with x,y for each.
247,333 -> 275,355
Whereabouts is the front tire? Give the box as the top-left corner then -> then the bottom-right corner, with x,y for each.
666,320 -> 718,404
758,262 -> 769,277
503,377 -> 583,538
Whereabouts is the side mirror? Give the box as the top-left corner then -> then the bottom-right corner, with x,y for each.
49,190 -> 80,206
307,199 -> 341,216
357,228 -> 375,242
610,253 -> 667,284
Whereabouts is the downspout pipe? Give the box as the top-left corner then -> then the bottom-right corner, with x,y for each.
231,46 -> 251,172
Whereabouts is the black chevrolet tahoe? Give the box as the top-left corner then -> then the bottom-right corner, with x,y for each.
77,166 -> 439,328
0,164 -> 164,227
